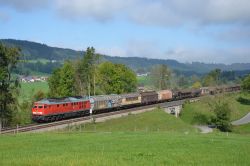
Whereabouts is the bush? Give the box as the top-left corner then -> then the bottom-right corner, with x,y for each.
211,102 -> 232,132
192,113 -> 211,125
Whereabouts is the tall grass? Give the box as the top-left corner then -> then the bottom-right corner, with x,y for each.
0,132 -> 249,165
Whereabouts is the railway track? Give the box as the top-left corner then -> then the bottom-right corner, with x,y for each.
0,99 -> 187,135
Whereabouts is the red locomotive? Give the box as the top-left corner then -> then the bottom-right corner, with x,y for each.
32,97 -> 90,122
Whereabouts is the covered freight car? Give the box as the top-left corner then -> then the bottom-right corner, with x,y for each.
173,89 -> 201,99
158,90 -> 173,101
140,91 -> 158,104
224,85 -> 241,92
90,94 -> 122,113
120,93 -> 141,106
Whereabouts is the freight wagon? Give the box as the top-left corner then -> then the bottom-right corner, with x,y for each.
140,91 -> 158,104
120,93 -> 141,107
90,95 -> 122,113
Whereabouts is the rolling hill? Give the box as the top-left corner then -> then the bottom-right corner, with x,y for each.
1,39 -> 250,74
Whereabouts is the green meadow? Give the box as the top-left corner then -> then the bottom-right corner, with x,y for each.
1,108 -> 250,165
180,92 -> 250,125
19,82 -> 49,101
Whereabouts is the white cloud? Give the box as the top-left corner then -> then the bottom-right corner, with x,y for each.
164,47 -> 250,64
0,11 -> 10,22
55,0 -> 133,21
0,0 -> 49,11
1,0 -> 250,25
53,0 -> 250,26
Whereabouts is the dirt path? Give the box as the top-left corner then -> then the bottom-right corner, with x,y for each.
195,125 -> 213,134
232,113 -> 250,125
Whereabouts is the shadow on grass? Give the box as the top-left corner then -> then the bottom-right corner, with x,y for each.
237,97 -> 250,105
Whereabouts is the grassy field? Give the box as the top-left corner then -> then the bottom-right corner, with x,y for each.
2,92 -> 250,165
180,93 -> 250,125
0,132 -> 250,166
233,123 -> 250,134
1,109 -> 250,165
137,76 -> 151,87
70,109 -> 196,133
20,82 -> 49,101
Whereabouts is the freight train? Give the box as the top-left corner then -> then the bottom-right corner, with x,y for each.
32,85 -> 241,122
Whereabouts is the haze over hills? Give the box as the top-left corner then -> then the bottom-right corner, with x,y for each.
1,39 -> 250,74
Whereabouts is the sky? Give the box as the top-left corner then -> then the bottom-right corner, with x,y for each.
0,0 -> 250,64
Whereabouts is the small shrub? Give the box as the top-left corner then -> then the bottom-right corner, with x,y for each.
237,97 -> 250,105
211,102 -> 232,132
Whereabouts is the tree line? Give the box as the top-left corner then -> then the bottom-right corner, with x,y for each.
1,43 -> 250,127
48,47 -> 137,97
144,65 -> 243,91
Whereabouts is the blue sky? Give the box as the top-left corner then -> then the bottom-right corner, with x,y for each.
0,0 -> 250,64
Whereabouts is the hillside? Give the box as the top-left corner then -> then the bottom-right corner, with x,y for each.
0,109 -> 250,165
1,39 -> 250,74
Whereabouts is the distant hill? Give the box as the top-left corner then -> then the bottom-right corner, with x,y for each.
1,39 -> 250,74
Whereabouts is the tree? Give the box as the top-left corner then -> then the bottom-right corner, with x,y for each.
211,101 -> 232,132
48,61 -> 76,97
59,61 -> 76,97
0,43 -> 21,127
150,64 -> 171,90
192,81 -> 202,89
48,68 -> 61,97
242,74 -> 250,92
203,68 -> 221,86
97,62 -> 137,94
75,47 -> 101,96
177,75 -> 189,88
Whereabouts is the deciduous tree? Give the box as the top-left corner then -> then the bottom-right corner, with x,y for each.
211,101 -> 232,132
0,43 -> 21,127
48,61 -> 76,97
150,64 -> 171,90
75,47 -> 101,96
97,62 -> 137,94
242,74 -> 250,92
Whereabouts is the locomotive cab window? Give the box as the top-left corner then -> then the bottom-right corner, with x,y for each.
33,106 -> 37,108
38,106 -> 43,109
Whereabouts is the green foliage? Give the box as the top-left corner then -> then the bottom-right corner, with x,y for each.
33,90 -> 46,101
97,62 -> 137,94
0,43 -> 21,126
177,75 -> 189,88
48,61 -> 76,97
75,47 -> 101,96
137,76 -> 151,87
15,99 -> 33,125
181,100 -> 215,125
192,81 -> 202,89
48,68 -> 61,97
211,101 -> 232,132
242,74 -> 250,92
150,64 -> 171,90
181,93 -> 250,126
202,68 -> 222,86
203,75 -> 215,86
